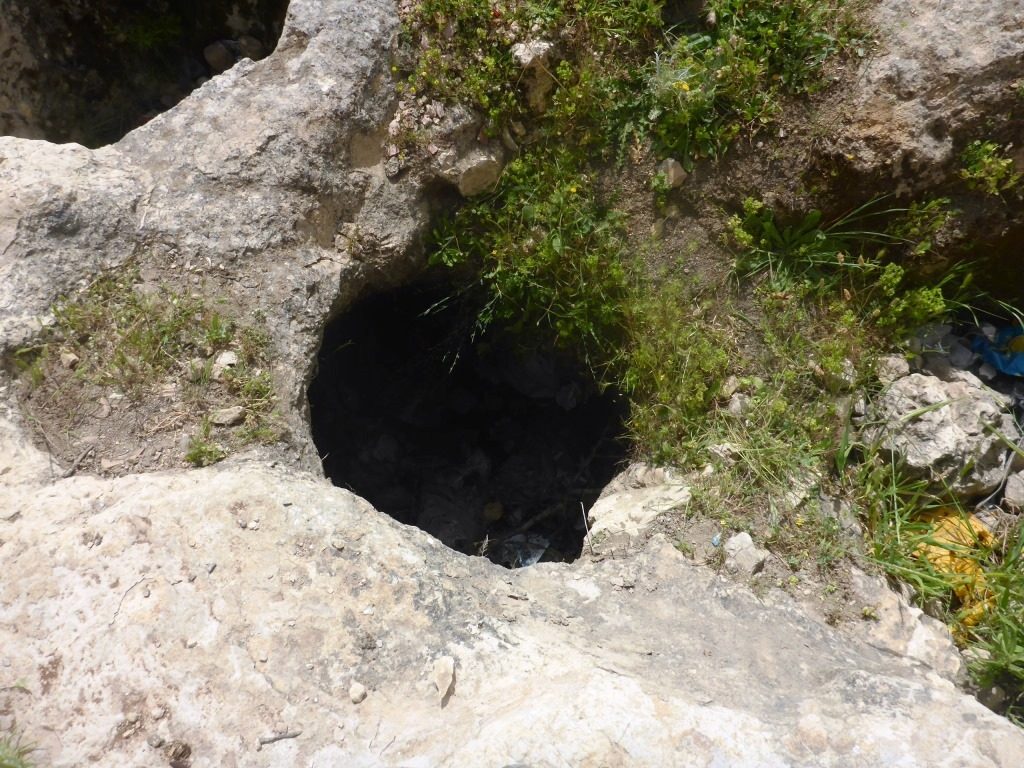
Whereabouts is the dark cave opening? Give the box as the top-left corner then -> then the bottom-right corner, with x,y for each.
307,278 -> 630,567
0,0 -> 289,147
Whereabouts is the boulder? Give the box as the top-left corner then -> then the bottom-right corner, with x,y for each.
867,371 -> 1018,498
455,149 -> 505,197
2,424 -> 1022,766
2,1 -> 1024,764
872,358 -> 913,387
830,0 -> 1024,194
1003,470 -> 1024,510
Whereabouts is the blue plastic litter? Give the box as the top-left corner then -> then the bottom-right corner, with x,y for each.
972,326 -> 1024,377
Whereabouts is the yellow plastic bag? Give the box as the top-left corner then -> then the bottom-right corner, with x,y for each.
915,510 -> 994,628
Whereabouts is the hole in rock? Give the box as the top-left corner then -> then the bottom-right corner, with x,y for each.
308,278 -> 629,567
0,0 -> 289,147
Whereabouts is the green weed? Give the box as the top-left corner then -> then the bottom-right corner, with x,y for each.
185,418 -> 227,467
18,268 -> 282,465
401,1 -> 861,164
430,149 -> 631,371
50,273 -> 205,394
0,731 -> 35,768
728,196 -> 975,338
961,140 -> 1021,196
639,0 -> 866,163
401,0 -> 662,135
621,282 -> 730,463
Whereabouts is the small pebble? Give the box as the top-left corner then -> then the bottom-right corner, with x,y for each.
978,362 -> 998,381
211,405 -> 246,427
349,682 -> 368,704
147,734 -> 165,749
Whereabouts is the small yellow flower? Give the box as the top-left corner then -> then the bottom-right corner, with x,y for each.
569,185 -> 577,194
673,80 -> 691,92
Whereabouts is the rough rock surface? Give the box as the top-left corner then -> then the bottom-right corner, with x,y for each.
724,531 -> 769,577
830,0 -> 1024,194
867,371 -> 1019,498
0,0 -> 493,471
2,0 -> 1024,764
3,416 -> 1023,767
587,462 -> 691,541
0,0 -> 287,146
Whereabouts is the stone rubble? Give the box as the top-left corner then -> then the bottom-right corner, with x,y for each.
867,371 -> 1019,498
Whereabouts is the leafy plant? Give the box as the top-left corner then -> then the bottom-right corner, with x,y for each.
728,196 -> 975,337
639,0 -> 865,163
961,140 -> 1021,196
401,0 -> 662,134
622,281 -> 730,462
430,150 -> 631,371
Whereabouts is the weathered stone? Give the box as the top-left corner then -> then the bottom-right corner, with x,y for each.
658,158 -> 688,188
949,341 -> 976,370
210,351 -> 238,381
876,354 -> 908,386
203,41 -> 236,75
1003,470 -> 1024,510
0,1 -> 1022,765
867,371 -> 1018,498
831,3 -> 1024,194
349,681 -> 368,704
210,405 -> 245,426
0,2 -> 282,146
59,351 -> 80,370
588,463 -> 691,540
511,39 -> 557,111
978,362 -> 999,382
848,567 -> 962,681
727,392 -> 749,416
237,35 -> 266,61
431,656 -> 455,704
920,352 -> 954,381
0,0 -> 500,471
2,446 -> 1021,766
456,151 -> 504,197
724,532 -> 768,576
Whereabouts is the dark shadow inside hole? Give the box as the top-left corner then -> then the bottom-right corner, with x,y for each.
308,278 -> 629,567
0,0 -> 289,147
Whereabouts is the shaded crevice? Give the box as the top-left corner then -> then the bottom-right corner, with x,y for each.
0,0 -> 289,147
307,276 -> 629,567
